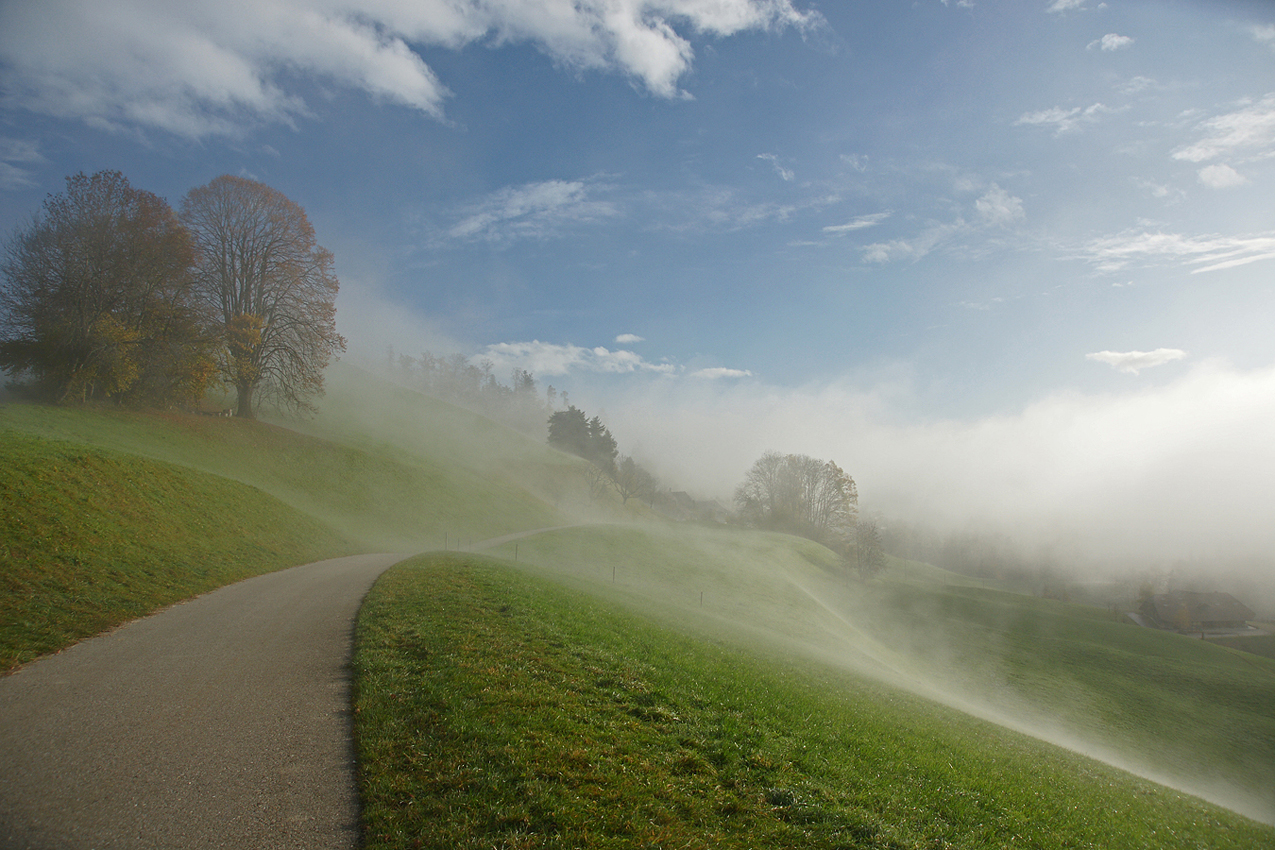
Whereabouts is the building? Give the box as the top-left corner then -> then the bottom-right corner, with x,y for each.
1150,591 -> 1256,631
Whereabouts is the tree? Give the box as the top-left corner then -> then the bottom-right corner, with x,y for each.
734,451 -> 858,546
614,455 -> 656,504
849,517 -> 888,579
181,175 -> 344,418
0,171 -> 214,406
548,405 -> 591,456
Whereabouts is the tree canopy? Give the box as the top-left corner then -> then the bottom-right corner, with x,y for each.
548,405 -> 619,474
734,451 -> 858,547
181,175 -> 344,418
0,171 -> 214,406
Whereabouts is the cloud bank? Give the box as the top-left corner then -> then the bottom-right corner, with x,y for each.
1086,348 -> 1187,375
603,358 -> 1275,570
0,0 -> 821,137
475,340 -> 676,377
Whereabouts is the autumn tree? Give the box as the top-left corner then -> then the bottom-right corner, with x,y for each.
181,175 -> 344,418
734,451 -> 858,546
0,171 -> 214,406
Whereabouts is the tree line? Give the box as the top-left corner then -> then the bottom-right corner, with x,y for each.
381,347 -> 558,438
0,171 -> 344,418
547,404 -> 658,506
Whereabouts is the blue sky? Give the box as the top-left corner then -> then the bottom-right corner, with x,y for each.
3,0 -> 1275,568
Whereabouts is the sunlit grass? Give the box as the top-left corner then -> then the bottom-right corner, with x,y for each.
0,390 -> 567,549
488,523 -> 1275,823
0,430 -> 354,669
353,553 -> 1274,849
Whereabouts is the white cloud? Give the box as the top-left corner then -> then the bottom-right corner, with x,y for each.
823,212 -> 890,234
974,184 -> 1024,226
444,179 -> 618,244
1118,76 -> 1155,95
0,0 -> 821,137
0,137 -> 43,189
757,153 -> 794,181
690,367 -> 753,379
1076,228 -> 1275,273
1252,24 -> 1275,49
1014,103 -> 1112,135
1085,348 -> 1188,375
840,153 -> 869,172
860,185 -> 1020,264
475,339 -> 676,377
1197,163 -> 1248,189
646,185 -> 840,234
615,333 -> 644,344
1047,0 -> 1085,13
1087,33 -> 1133,51
1172,94 -> 1275,163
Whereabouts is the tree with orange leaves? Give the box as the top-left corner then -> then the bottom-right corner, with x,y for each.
181,176 -> 345,418
0,171 -> 215,407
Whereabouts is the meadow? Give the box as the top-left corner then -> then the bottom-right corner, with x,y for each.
353,552 -> 1274,849
2,366 -> 1272,845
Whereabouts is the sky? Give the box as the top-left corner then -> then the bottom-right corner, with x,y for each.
2,0 -> 1274,575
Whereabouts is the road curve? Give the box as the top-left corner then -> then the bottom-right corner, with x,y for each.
0,552 -> 407,850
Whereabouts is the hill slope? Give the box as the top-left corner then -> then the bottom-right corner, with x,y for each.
477,523 -> 1275,825
0,431 -> 353,669
354,552 -> 1275,848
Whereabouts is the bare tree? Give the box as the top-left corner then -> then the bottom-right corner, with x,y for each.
0,171 -> 213,406
181,176 -> 344,418
734,451 -> 858,546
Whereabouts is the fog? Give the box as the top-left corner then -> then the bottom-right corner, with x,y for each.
597,360 -> 1275,590
337,284 -> 1275,602
334,288 -> 1275,824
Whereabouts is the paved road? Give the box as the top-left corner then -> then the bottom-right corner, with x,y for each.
0,552 -> 407,850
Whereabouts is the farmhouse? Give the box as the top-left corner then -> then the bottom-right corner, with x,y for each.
1150,591 -> 1255,631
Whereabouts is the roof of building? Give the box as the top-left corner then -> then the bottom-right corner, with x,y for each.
1151,591 -> 1256,626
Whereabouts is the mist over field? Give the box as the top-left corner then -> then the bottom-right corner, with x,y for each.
337,276 -> 1275,614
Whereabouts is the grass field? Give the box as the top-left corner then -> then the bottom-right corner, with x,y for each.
0,367 -> 583,667
5,368 -> 1272,843
0,430 -> 354,669
0,373 -> 569,551
481,523 -> 1275,826
353,553 -> 1275,849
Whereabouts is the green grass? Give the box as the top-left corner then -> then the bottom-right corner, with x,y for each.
0,367 -> 591,667
485,524 -> 1275,824
353,553 -> 1275,849
0,430 -> 354,670
0,389 -> 567,550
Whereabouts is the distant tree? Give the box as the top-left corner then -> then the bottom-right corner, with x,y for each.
548,405 -> 591,457
849,517 -> 888,579
586,415 -> 618,475
614,455 -> 658,505
181,175 -> 344,418
0,170 -> 214,406
734,451 -> 858,546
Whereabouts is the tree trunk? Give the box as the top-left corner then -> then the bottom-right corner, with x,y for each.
235,381 -> 255,419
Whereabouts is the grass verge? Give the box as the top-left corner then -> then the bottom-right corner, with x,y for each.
0,430 -> 355,670
352,553 -> 1274,849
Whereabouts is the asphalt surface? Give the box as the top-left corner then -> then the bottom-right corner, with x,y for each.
0,552 -> 408,850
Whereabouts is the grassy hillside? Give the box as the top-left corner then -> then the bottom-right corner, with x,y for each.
0,368 -> 570,550
353,553 -> 1275,849
0,431 -> 354,669
0,365 -> 582,666
479,523 -> 1275,825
